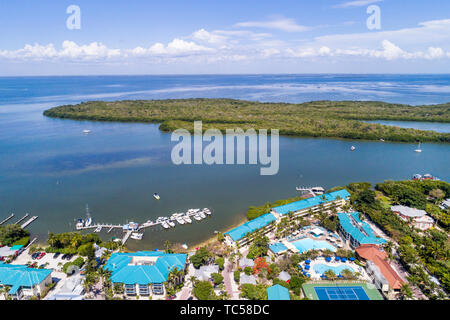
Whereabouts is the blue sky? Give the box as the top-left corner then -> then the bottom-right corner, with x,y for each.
1,0 -> 450,75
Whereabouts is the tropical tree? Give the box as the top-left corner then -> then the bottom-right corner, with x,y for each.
399,283 -> 414,300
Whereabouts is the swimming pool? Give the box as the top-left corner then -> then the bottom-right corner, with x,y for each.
313,263 -> 354,275
290,238 -> 336,253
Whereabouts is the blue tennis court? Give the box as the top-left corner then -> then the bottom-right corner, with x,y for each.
314,286 -> 370,300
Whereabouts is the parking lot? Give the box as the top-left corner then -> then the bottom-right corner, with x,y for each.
11,247 -> 79,271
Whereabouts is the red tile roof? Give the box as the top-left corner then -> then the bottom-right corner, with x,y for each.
356,244 -> 404,290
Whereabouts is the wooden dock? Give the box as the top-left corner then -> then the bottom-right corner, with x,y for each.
0,213 -> 14,225
21,216 -> 38,228
122,230 -> 133,244
14,213 -> 29,225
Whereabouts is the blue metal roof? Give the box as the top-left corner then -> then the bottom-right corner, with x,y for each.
273,190 -> 351,215
269,242 -> 289,254
225,213 -> 277,242
337,212 -> 386,245
104,251 -> 187,285
267,284 -> 290,300
0,264 -> 52,294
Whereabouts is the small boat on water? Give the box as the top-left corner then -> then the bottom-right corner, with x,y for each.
183,215 -> 192,224
199,211 -> 206,219
167,220 -> 175,228
131,233 -> 143,240
176,217 -> 185,225
75,218 -> 85,230
203,208 -> 212,215
415,142 -> 422,153
83,130 -> 91,134
193,214 -> 202,221
153,193 -> 161,200
162,222 -> 170,229
350,146 -> 356,151
85,205 -> 92,227
94,226 -> 102,233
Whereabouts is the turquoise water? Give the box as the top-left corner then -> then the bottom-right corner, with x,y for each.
313,263 -> 354,275
0,75 -> 449,250
291,238 -> 337,253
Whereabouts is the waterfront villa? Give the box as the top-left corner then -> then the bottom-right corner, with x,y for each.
337,212 -> 386,248
104,251 -> 188,297
356,244 -> 404,293
0,264 -> 52,300
390,205 -> 435,231
224,189 -> 351,246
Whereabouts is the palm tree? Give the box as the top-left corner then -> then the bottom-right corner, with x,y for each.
399,283 -> 413,300
0,286 -> 10,300
164,240 -> 172,253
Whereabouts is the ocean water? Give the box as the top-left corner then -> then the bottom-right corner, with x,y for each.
0,74 -> 449,250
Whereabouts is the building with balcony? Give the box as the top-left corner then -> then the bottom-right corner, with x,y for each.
390,205 -> 435,231
104,251 -> 188,297
337,212 -> 386,249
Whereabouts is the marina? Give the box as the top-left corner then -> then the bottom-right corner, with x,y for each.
14,213 -> 29,225
73,208 -> 213,245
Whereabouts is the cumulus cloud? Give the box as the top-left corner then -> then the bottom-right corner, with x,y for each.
235,17 -> 310,32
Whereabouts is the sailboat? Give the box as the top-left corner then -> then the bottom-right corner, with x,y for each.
415,142 -> 422,153
85,205 -> 92,227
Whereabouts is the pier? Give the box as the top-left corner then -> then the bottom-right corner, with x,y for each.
14,213 -> 29,225
21,216 -> 38,228
122,230 -> 133,244
0,213 -> 14,225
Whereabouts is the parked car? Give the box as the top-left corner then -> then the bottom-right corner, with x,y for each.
36,252 -> 46,260
31,252 -> 40,260
30,262 -> 38,268
165,294 -> 176,300
53,252 -> 60,259
66,254 -> 73,260
61,254 -> 68,260
187,296 -> 194,300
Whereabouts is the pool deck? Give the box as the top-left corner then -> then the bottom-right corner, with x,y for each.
301,257 -> 370,281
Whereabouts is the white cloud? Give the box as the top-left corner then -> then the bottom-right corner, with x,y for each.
235,17 -> 310,32
334,0 -> 382,8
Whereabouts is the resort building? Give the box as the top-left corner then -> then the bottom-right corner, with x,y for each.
225,189 -> 351,246
0,245 -> 24,260
267,284 -> 290,300
337,212 -> 386,249
46,273 -> 85,300
390,205 -> 434,231
0,264 -> 52,300
271,189 -> 351,217
356,244 -> 404,293
224,213 -> 277,246
104,251 -> 188,297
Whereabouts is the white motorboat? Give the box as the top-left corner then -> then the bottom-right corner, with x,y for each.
167,220 -> 175,228
94,226 -> 102,233
193,214 -> 202,221
83,130 -> 91,134
176,217 -> 185,225
131,233 -> 143,240
203,208 -> 212,215
199,211 -> 206,219
162,222 -> 170,229
350,146 -> 356,151
153,193 -> 161,200
183,215 -> 192,224
75,218 -> 85,230
182,243 -> 188,250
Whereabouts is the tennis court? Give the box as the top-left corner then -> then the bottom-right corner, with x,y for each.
302,282 -> 383,300
315,286 -> 370,300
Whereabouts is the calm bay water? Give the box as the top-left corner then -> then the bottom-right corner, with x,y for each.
0,74 -> 449,250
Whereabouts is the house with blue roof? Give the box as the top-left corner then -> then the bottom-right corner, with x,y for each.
337,212 -> 386,248
0,264 -> 52,300
272,190 -> 351,216
267,284 -> 290,300
224,213 -> 277,245
104,251 -> 188,297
